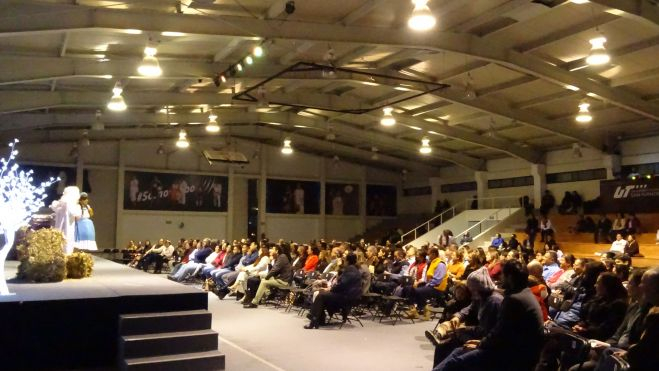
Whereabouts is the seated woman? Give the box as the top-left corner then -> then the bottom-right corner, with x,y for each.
243,243 -> 293,308
547,253 -> 575,290
428,267 -> 503,368
551,261 -> 607,329
447,250 -> 466,282
304,252 -> 363,329
229,245 -> 271,300
571,272 -> 628,340
491,233 -> 505,249
303,246 -> 320,272
314,249 -> 331,273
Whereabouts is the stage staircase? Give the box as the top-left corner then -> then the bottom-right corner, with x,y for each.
118,309 -> 225,371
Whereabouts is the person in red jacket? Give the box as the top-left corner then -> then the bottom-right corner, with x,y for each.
303,246 -> 320,272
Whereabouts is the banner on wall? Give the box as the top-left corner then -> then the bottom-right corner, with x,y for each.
367,184 -> 397,216
266,179 -> 320,214
325,183 -> 359,216
599,178 -> 659,213
20,164 -> 91,206
124,171 -> 228,211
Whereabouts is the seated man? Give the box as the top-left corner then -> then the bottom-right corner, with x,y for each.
434,260 -> 544,371
406,247 -> 448,320
610,233 -> 628,255
303,253 -> 363,329
137,238 -> 165,271
244,244 -> 293,308
168,239 -> 213,282
542,251 -> 560,282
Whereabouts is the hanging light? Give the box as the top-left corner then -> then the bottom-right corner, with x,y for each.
281,138 -> 293,155
380,107 -> 396,126
575,102 -> 592,123
220,75 -> 227,83
419,137 -> 432,154
586,36 -> 610,66
408,0 -> 437,31
253,45 -> 264,57
137,46 -> 162,77
206,111 -> 220,133
245,56 -> 254,65
176,129 -> 190,148
107,84 -> 127,111
236,63 -> 243,72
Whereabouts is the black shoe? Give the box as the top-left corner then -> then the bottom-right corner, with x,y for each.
236,292 -> 245,301
243,303 -> 258,309
304,320 -> 319,329
166,275 -> 175,281
425,330 -> 440,347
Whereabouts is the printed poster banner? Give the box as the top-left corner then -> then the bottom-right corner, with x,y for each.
266,179 -> 320,214
124,170 -> 228,211
367,184 -> 397,216
599,179 -> 659,213
325,183 -> 359,216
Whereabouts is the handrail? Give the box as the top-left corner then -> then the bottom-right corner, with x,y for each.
400,206 -> 456,242
453,207 -> 515,246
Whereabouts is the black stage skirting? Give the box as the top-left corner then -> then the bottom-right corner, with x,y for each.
0,257 -> 207,370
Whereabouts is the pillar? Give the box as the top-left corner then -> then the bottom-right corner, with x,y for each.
226,166 -> 235,240
531,164 -> 546,206
603,154 -> 621,180
475,171 -> 487,209
258,143 -> 267,240
319,158 -> 326,239
115,139 -> 125,247
359,166 -> 367,235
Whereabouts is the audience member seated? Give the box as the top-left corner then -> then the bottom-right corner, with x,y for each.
546,253 -> 575,290
528,261 -> 550,320
428,267 -> 502,368
507,233 -> 519,251
137,238 -> 166,271
551,261 -> 607,330
215,244 -> 258,297
595,214 -> 612,244
491,233 -> 505,249
459,232 -> 472,245
210,244 -> 247,292
291,244 -> 308,271
433,260 -> 544,371
542,251 -> 561,282
408,252 -> 427,287
485,248 -> 502,282
625,213 -> 641,236
229,245 -> 271,301
625,234 -> 640,257
438,230 -> 453,249
571,272 -> 628,340
169,240 -> 215,282
244,243 -> 293,308
315,249 -> 330,273
303,252 -> 363,329
406,247 -> 448,320
575,214 -> 596,233
624,267 -> 659,371
604,233 -> 629,259
610,214 -> 626,242
540,216 -> 554,243
447,250 -> 466,282
463,250 -> 485,279
540,190 -> 556,216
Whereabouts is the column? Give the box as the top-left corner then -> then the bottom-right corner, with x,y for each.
603,154 -> 621,180
226,166 -> 235,240
115,139 -> 125,247
258,143 -> 267,240
319,158 -> 326,239
75,145 -> 84,190
531,164 -> 546,207
474,171 -> 487,209
359,166 -> 367,235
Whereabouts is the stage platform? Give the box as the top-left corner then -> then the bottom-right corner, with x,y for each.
0,257 -> 209,370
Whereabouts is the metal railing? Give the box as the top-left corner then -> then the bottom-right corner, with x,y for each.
400,207 -> 456,242
399,195 -> 528,243
453,207 -> 516,246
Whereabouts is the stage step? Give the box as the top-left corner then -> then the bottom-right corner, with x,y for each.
123,350 -> 225,371
120,309 -> 211,335
118,310 -> 224,371
120,329 -> 218,358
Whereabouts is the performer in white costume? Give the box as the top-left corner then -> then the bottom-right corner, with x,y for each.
75,192 -> 97,251
51,186 -> 82,255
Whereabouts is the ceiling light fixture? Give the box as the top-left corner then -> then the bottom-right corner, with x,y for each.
586,36 -> 610,66
381,107 -> 396,126
281,138 -> 293,155
575,101 -> 592,123
245,56 -> 254,65
570,0 -> 589,4
156,143 -> 165,155
236,63 -> 243,72
206,111 -> 220,133
176,129 -> 190,148
419,137 -> 432,154
138,46 -> 162,77
107,84 -> 127,111
408,0 -> 437,31
253,45 -> 264,57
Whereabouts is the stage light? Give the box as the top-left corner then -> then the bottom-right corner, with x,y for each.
408,0 -> 437,31
138,46 -> 162,77
206,111 -> 220,133
570,0 -> 589,4
107,84 -> 127,111
381,107 -> 396,126
253,45 -> 264,57
245,56 -> 253,65
586,36 -> 610,66
220,75 -> 227,83
419,137 -> 432,154
236,63 -> 243,72
281,138 -> 293,155
176,129 -> 190,148
575,102 -> 592,123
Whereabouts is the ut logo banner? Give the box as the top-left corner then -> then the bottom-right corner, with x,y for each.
613,184 -> 647,199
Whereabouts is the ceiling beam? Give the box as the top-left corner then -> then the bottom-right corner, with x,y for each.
339,0 -> 389,26
610,66 -> 659,87
589,0 -> 659,27
212,38 -> 243,63
2,2 -> 654,123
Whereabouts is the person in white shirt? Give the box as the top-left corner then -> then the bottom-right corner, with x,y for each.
610,233 -> 629,254
155,241 -> 176,273
540,217 -> 554,243
229,246 -> 271,300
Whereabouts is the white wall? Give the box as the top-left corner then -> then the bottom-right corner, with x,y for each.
15,138 -> 403,246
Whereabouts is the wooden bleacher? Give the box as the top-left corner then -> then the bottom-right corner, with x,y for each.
546,212 -> 659,268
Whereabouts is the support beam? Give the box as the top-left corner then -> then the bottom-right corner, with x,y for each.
339,0 -> 389,26
590,0 -> 659,27
2,2 -> 654,122
213,38 -> 243,62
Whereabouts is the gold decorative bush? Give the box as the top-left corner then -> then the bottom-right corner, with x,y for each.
17,228 -> 67,282
66,250 -> 94,279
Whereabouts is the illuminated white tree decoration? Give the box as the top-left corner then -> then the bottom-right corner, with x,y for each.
0,139 -> 57,295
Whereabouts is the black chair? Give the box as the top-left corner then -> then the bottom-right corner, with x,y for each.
399,275 -> 414,287
596,352 -> 630,371
553,330 -> 591,371
338,299 -> 364,329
